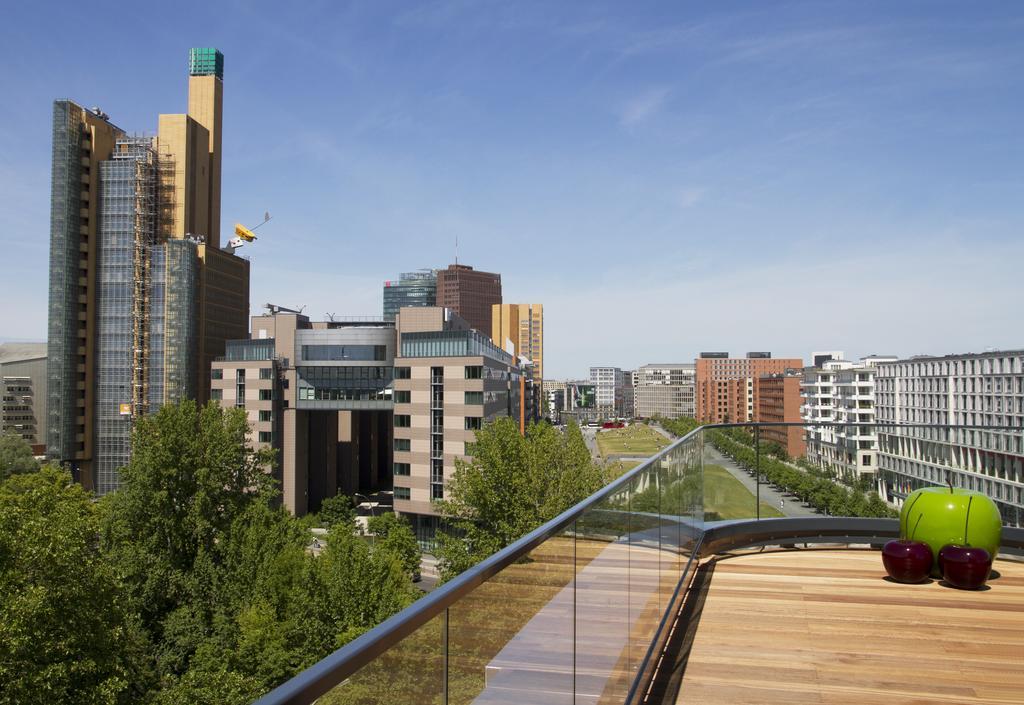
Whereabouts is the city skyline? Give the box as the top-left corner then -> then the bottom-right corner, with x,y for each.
2,2 -> 1023,377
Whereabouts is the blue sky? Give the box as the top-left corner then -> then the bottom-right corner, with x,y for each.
1,1 -> 1022,378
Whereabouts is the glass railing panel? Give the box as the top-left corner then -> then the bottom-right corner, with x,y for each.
315,614 -> 444,705
700,425 -> 761,521
574,480 -> 632,704
626,466 -> 663,686
447,523 -> 578,705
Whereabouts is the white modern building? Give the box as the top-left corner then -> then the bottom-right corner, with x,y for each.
874,350 -> 1024,527
634,363 -> 696,419
589,366 -> 622,419
801,355 -> 896,482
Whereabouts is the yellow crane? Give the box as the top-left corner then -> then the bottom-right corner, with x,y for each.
228,212 -> 271,251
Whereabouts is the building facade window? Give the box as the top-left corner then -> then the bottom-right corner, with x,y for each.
259,410 -> 272,422
301,345 -> 387,361
259,367 -> 273,380
465,417 -> 482,430
210,388 -> 222,401
394,366 -> 411,379
394,390 -> 411,404
395,415 -> 411,427
394,438 -> 410,451
394,462 -> 411,476
465,365 -> 483,379
259,389 -> 274,401
464,391 -> 484,405
211,368 -> 223,380
258,431 -> 273,444
394,487 -> 411,500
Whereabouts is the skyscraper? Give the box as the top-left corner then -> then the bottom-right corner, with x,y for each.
435,263 -> 501,332
490,303 -> 543,380
382,270 -> 438,322
46,49 -> 249,492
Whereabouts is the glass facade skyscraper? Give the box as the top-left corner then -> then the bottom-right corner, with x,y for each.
382,270 -> 438,322
46,49 -> 248,492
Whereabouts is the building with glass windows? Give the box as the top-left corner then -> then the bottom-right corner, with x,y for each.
392,306 -> 521,547
46,49 -> 249,492
633,363 -> 696,419
0,344 -> 48,452
874,350 -> 1024,526
212,307 -> 396,515
435,263 -> 502,333
382,270 -> 438,322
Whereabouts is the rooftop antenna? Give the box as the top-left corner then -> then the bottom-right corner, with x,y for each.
455,234 -> 459,265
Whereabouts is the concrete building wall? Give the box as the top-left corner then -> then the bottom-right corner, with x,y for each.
1,344 -> 48,449
874,351 -> 1024,526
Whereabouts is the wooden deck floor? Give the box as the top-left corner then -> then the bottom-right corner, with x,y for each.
676,549 -> 1024,705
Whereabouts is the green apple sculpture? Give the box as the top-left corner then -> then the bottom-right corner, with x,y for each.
899,483 -> 1002,578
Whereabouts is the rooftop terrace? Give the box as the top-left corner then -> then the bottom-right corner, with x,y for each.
674,548 -> 1024,705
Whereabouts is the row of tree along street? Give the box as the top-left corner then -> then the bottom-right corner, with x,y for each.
0,405 -> 607,705
657,417 -> 896,519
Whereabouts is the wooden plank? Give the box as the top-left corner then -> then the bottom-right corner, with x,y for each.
676,549 -> 1024,705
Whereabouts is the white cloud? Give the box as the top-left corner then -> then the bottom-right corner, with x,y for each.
676,187 -> 706,209
619,87 -> 671,126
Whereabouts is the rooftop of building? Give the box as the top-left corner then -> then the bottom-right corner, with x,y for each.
0,343 -> 47,364
639,363 -> 696,370
891,349 -> 1024,363
671,548 -> 1024,705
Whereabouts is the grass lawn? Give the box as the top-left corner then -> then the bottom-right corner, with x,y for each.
596,425 -> 670,458
607,459 -> 642,478
704,464 -> 785,520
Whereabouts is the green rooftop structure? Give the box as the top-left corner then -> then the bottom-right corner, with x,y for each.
188,48 -> 224,79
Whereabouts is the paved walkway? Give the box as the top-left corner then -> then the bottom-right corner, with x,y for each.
650,423 -> 819,518
703,445 -> 819,518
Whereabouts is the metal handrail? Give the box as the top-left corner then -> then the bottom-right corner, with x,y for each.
253,422 -> 1024,705
253,423 -> 700,705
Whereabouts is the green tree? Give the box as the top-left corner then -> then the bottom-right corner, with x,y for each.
367,512 -> 421,577
317,494 -> 356,530
99,400 -> 276,677
436,418 -> 605,580
0,431 -> 39,480
0,467 -> 140,705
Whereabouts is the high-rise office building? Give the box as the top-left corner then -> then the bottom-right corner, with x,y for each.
46,49 -> 249,492
633,363 -> 696,419
1,344 -> 48,452
383,270 -> 438,322
695,352 -> 803,423
435,264 -> 501,332
491,303 -> 543,421
874,350 -> 1024,526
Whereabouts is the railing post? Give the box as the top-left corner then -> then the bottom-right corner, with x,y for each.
755,426 -> 761,521
442,608 -> 449,705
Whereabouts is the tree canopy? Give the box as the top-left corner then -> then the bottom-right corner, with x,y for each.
1,400 -> 420,705
436,418 -> 606,580
0,431 -> 39,480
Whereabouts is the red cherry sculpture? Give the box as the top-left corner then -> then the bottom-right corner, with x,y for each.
882,540 -> 933,583
939,544 -> 993,590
